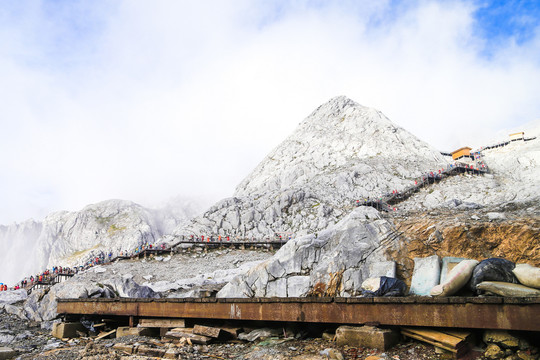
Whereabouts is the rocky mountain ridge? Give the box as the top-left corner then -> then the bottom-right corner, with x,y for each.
0,96 -> 539,354
2,96 -> 539,294
171,96 -> 450,240
0,198 -> 204,286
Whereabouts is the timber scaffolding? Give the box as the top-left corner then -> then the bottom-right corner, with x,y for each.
357,154 -> 489,212
57,296 -> 540,332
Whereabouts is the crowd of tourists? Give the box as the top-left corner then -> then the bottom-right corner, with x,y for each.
2,234 -> 291,291
1,266 -> 77,292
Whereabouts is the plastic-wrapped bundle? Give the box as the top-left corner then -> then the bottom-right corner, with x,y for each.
361,276 -> 407,297
469,258 -> 518,294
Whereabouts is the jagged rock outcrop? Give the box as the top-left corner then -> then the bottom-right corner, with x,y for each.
217,207 -> 401,298
143,260 -> 267,298
33,200 -> 163,270
20,275 -> 156,323
1,198 -> 203,286
101,275 -> 159,299
0,289 -> 28,306
22,280 -> 108,322
174,96 -> 449,240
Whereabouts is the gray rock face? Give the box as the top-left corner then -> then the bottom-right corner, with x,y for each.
1,198 -> 204,286
34,200 -> 163,271
102,275 -> 159,299
368,261 -> 396,278
22,280 -> 108,322
217,207 -> 402,298
19,275 -> 156,322
174,96 -> 448,240
0,289 -> 28,306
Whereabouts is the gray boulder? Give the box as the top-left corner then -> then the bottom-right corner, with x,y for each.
102,275 -> 159,299
217,207 -> 402,298
22,280 -> 110,322
0,289 -> 28,305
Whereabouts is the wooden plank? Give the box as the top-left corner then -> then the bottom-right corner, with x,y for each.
401,328 -> 470,357
193,325 -> 222,338
219,326 -> 243,339
402,330 -> 458,354
95,329 -> 116,340
170,327 -> 193,334
164,330 -> 212,345
440,329 -> 472,341
139,318 -> 186,328
402,327 -> 463,347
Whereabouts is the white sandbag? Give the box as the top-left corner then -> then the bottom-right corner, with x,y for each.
361,277 -> 381,292
409,255 -> 441,296
430,259 -> 478,297
476,281 -> 540,297
513,264 -> 540,289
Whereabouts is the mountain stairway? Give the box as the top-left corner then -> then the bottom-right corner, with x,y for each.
357,149 -> 489,212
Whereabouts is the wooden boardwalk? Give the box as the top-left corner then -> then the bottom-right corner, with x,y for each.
57,296 -> 540,332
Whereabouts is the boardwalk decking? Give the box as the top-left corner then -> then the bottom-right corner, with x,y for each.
57,296 -> 540,332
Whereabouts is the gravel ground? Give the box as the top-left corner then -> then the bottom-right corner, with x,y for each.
73,247 -> 274,286
0,248 -> 489,359
8,329 -> 452,360
0,313 -> 56,358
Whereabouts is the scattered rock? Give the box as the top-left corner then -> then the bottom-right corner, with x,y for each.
487,212 -> 507,221
320,348 -> 345,360
238,328 -> 281,342
484,343 -> 504,359
0,347 -> 17,360
484,331 -> 520,349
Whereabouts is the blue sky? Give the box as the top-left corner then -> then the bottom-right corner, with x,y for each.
474,0 -> 540,46
0,0 -> 539,225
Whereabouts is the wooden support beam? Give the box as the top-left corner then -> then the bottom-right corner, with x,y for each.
57,297 -> 540,332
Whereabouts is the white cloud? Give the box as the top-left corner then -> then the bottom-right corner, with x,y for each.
0,0 -> 539,224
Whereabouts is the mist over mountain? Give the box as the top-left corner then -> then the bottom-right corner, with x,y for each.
2,96 -> 538,289
171,96 -> 450,240
0,198 -> 205,286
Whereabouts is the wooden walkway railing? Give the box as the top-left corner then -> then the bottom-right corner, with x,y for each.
357,153 -> 489,212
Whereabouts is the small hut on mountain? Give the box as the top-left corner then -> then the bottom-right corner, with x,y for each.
451,147 -> 472,161
509,132 -> 524,141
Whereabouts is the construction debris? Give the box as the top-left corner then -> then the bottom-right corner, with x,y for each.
401,327 -> 471,358
163,328 -> 212,345
193,324 -> 223,339
138,318 -> 186,328
335,325 -> 399,350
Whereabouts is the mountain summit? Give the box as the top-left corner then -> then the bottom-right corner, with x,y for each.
174,96 -> 448,239
235,96 -> 447,200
